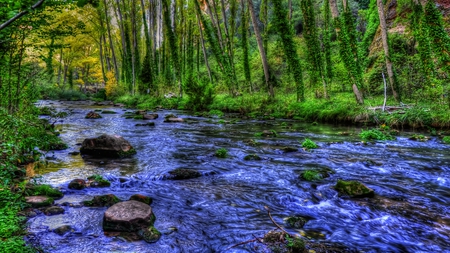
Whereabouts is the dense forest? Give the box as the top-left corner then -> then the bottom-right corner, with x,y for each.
1,0 -> 450,251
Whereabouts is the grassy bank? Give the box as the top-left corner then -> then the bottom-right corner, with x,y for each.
0,107 -> 66,252
112,92 -> 450,131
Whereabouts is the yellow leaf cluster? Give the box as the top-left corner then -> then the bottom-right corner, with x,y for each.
105,71 -> 118,98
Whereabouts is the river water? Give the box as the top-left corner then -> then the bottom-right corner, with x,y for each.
26,100 -> 450,253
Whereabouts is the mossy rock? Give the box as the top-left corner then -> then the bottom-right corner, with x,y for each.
129,194 -> 153,205
166,168 -> 201,180
244,154 -> 262,161
54,225 -> 72,236
85,111 -> 102,119
87,175 -> 111,187
133,115 -> 144,120
281,146 -> 298,152
83,194 -> 121,207
117,148 -> 137,157
68,179 -> 86,190
285,216 -> 307,229
101,110 -> 117,114
25,196 -> 54,208
137,226 -> 161,243
164,113 -> 177,119
44,206 -> 65,216
335,180 -> 375,198
26,184 -> 63,199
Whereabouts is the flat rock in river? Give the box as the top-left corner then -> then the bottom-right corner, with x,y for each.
103,200 -> 155,232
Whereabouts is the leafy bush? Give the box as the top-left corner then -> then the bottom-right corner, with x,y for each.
209,109 -> 224,118
215,148 -> 228,158
360,129 -> 395,141
301,139 -> 318,149
443,136 -> 450,144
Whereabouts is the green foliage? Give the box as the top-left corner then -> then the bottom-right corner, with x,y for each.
442,136 -> 450,144
209,110 -> 224,118
301,139 -> 318,149
360,128 -> 395,141
241,1 -> 251,89
215,148 -> 228,158
285,234 -> 305,252
271,0 -> 304,101
27,184 -> 63,199
302,170 -> 322,181
359,0 -> 379,66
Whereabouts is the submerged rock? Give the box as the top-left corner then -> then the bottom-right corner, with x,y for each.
164,117 -> 184,123
335,180 -> 374,198
25,196 -> 54,207
244,154 -> 262,161
54,225 -> 72,236
137,226 -> 161,243
84,194 -> 121,207
85,111 -> 102,119
285,216 -> 307,229
68,179 -> 86,190
166,168 -> 201,180
143,113 -> 158,120
80,134 -> 136,158
136,122 -> 155,127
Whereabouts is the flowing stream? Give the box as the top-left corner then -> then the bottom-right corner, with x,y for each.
26,100 -> 450,253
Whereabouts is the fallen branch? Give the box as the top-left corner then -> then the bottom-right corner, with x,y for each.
0,0 -> 46,31
264,206 -> 291,236
225,238 -> 260,250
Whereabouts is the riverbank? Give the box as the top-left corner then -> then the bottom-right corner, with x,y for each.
0,107 -> 66,252
112,92 -> 450,131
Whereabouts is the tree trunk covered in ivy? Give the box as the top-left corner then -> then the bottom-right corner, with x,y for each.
271,0 -> 304,102
300,0 -> 328,99
162,0 -> 181,97
248,0 -> 273,98
377,0 -> 399,102
241,0 -> 252,92
329,0 -> 364,105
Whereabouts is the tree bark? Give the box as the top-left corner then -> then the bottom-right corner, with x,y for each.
197,13 -> 213,83
377,0 -> 399,102
248,0 -> 273,98
103,0 -> 120,82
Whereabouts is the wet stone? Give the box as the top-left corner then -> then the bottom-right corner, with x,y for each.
129,194 -> 153,205
68,179 -> 86,190
84,194 -> 121,207
44,206 -> 65,216
54,225 -> 72,236
80,134 -> 136,158
335,180 -> 375,198
85,111 -> 102,119
166,168 -> 201,180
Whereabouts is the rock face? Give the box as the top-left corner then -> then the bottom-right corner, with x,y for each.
103,200 -> 155,233
335,180 -> 375,198
80,134 -> 136,158
143,114 -> 158,120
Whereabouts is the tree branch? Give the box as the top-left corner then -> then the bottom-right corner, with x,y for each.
0,0 -> 46,31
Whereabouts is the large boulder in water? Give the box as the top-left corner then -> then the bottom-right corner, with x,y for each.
103,200 -> 161,243
80,134 -> 136,158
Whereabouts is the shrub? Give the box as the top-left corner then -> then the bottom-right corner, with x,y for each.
360,129 -> 395,141
301,139 -> 318,149
215,148 -> 228,158
443,136 -> 450,144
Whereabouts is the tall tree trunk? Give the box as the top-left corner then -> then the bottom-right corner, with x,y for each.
248,0 -> 273,98
377,0 -> 399,102
56,48 -> 63,87
103,0 -> 120,82
131,0 -> 137,94
197,13 -> 213,83
329,0 -> 364,104
241,0 -> 252,92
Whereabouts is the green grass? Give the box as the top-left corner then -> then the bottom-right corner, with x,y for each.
443,136 -> 450,144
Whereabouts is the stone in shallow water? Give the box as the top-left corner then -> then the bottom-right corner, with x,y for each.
44,206 -> 65,216
54,225 -> 72,236
68,179 -> 86,190
84,194 -> 121,207
335,180 -> 374,198
103,200 -> 155,233
80,134 -> 136,158
129,194 -> 153,205
166,168 -> 201,180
